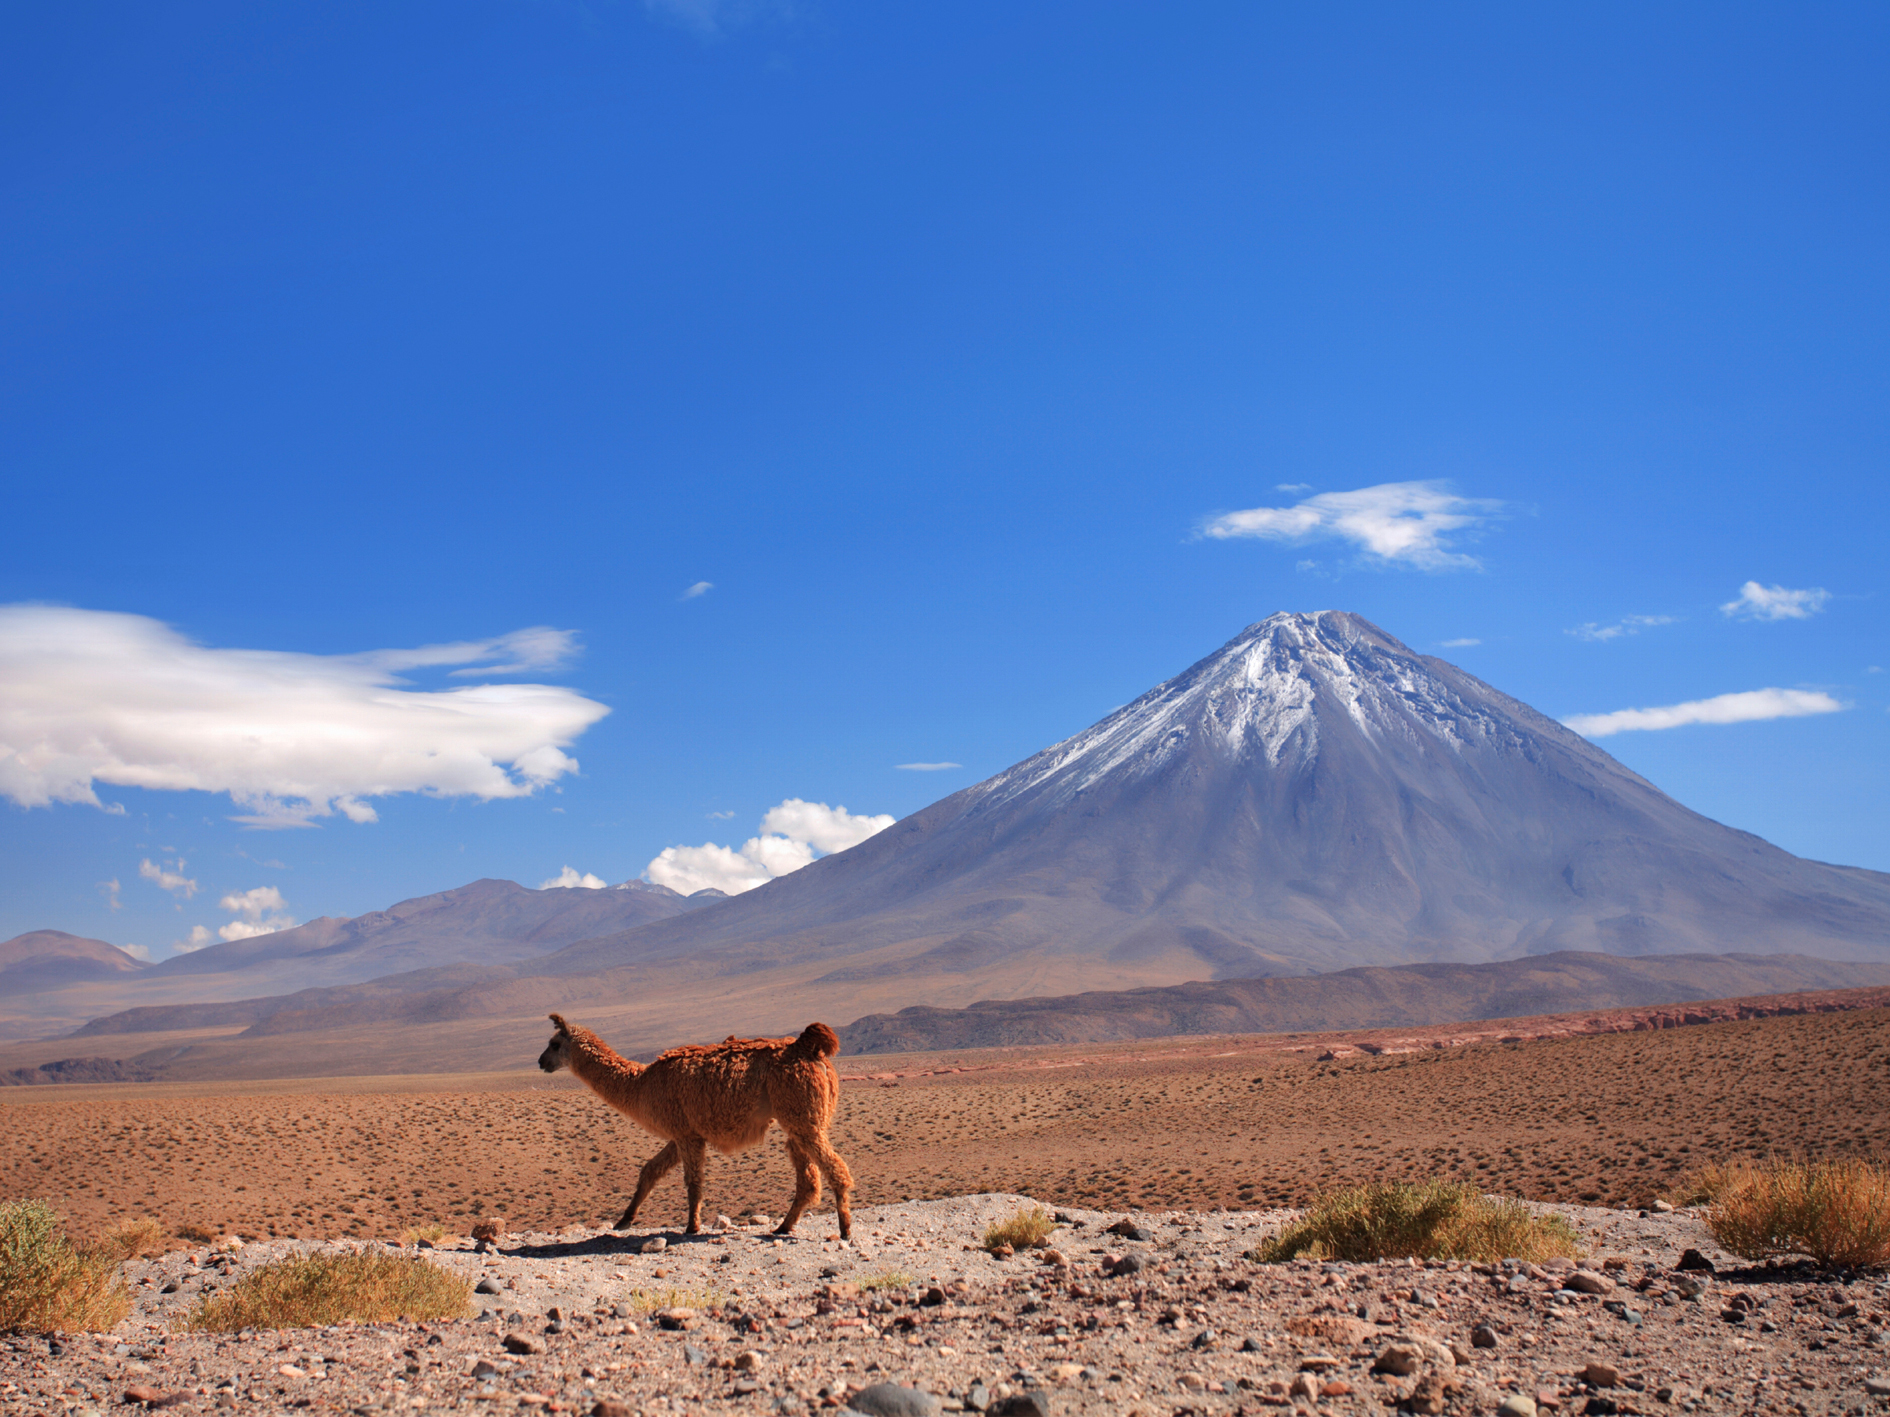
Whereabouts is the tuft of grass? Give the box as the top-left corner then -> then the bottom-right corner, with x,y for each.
983,1205 -> 1056,1253
1666,1160 -> 1759,1209
0,1199 -> 132,1333
1251,1181 -> 1582,1265
100,1217 -> 166,1260
624,1285 -> 724,1313
182,1250 -> 471,1332
1707,1159 -> 1890,1269
173,1223 -> 217,1245
399,1223 -> 446,1247
859,1268 -> 915,1291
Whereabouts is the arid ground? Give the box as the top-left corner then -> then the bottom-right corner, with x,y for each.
3,1006 -> 1887,1247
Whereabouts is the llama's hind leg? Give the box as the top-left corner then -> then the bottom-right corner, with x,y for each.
775,1139 -> 822,1235
810,1135 -> 855,1240
616,1141 -> 679,1230
679,1136 -> 709,1235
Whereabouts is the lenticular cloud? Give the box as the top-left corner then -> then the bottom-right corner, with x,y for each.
0,605 -> 611,827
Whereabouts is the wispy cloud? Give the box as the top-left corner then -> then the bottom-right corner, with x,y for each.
0,606 -> 609,828
174,925 -> 213,954
119,942 -> 151,963
681,582 -> 714,600
1564,688 -> 1846,738
98,878 -> 123,912
1720,581 -> 1831,622
216,885 -> 296,942
1566,614 -> 1678,643
643,0 -> 786,39
1440,638 -> 1480,648
896,762 -> 962,771
1200,480 -> 1503,571
646,798 -> 894,896
540,866 -> 607,890
138,857 -> 198,899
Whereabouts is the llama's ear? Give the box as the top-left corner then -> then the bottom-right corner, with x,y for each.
549,1013 -> 570,1035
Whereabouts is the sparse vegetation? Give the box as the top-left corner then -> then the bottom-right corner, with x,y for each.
399,1223 -> 446,1247
100,1216 -> 166,1259
173,1222 -> 217,1245
1666,1160 -> 1759,1208
858,1268 -> 915,1291
983,1205 -> 1055,1253
182,1250 -> 470,1331
624,1285 -> 724,1313
1707,1159 -> 1890,1269
1252,1180 -> 1582,1264
0,1199 -> 132,1333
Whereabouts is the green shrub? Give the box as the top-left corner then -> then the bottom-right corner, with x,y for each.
183,1250 -> 470,1331
0,1199 -> 132,1332
1252,1180 -> 1582,1264
983,1205 -> 1055,1253
1708,1159 -> 1890,1269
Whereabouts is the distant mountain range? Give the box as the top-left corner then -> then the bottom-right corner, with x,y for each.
7,610 -> 1889,1078
0,931 -> 145,995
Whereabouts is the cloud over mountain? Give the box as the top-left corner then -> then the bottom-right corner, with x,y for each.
0,606 -> 610,827
1200,481 -> 1503,570
645,798 -> 895,895
1564,687 -> 1846,737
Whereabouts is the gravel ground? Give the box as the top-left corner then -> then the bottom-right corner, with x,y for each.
4,1195 -> 1889,1417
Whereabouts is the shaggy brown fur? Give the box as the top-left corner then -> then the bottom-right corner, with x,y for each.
538,1014 -> 854,1239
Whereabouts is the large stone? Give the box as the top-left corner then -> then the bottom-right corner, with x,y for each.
987,1394 -> 1052,1417
1497,1397 -> 1538,1417
1581,1363 -> 1621,1389
1471,1324 -> 1499,1349
851,1384 -> 943,1417
1373,1342 -> 1425,1377
1675,1249 -> 1715,1272
502,1335 -> 541,1356
1563,1271 -> 1613,1295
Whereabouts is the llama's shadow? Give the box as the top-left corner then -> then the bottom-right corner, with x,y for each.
496,1229 -> 728,1261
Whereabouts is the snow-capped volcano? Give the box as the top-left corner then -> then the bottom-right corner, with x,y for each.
538,610 -> 1890,990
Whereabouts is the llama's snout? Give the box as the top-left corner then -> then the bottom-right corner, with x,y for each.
538,1044 -> 563,1073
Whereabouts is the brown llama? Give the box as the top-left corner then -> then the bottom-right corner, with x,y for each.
537,1013 -> 854,1239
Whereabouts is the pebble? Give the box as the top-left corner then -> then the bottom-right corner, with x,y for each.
1675,1248 -> 1715,1272
1864,1378 -> 1890,1397
851,1383 -> 943,1417
642,1235 -> 667,1253
1372,1342 -> 1423,1376
474,1278 -> 502,1295
1471,1324 -> 1498,1348
1581,1362 -> 1621,1388
501,1335 -> 541,1356
1563,1271 -> 1612,1295
988,1395 -> 1051,1417
1497,1397 -> 1538,1417
1104,1220 -> 1153,1242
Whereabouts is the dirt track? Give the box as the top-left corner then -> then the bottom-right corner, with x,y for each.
3,1008 -> 1888,1247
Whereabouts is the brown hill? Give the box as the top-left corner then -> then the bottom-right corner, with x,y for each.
0,930 -> 146,995
835,949 -> 1890,1052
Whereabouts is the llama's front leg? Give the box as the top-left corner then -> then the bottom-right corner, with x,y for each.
616,1141 -> 679,1229
679,1136 -> 709,1234
776,1139 -> 821,1235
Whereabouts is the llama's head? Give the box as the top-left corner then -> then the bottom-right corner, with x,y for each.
538,1013 -> 575,1073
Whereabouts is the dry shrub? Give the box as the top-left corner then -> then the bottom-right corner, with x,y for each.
174,1223 -> 217,1245
183,1250 -> 470,1331
399,1223 -> 445,1247
1253,1180 -> 1582,1264
858,1268 -> 915,1291
0,1199 -> 132,1333
100,1217 -> 165,1260
983,1205 -> 1055,1253
1667,1160 -> 1759,1208
625,1285 -> 724,1313
1707,1159 -> 1890,1269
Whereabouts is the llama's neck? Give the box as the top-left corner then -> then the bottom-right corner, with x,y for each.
566,1030 -> 649,1121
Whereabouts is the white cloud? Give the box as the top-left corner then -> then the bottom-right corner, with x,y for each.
1440,638 -> 1480,648
1720,581 -> 1831,622
138,857 -> 198,898
707,809 -> 736,819
1564,688 -> 1847,738
98,878 -> 123,911
1200,480 -> 1503,570
645,798 -> 895,896
896,761 -> 962,771
540,866 -> 608,890
216,885 -> 296,942
0,606 -> 609,828
174,925 -> 213,953
1274,483 -> 1313,493
681,582 -> 714,600
1566,614 -> 1678,643
119,942 -> 151,962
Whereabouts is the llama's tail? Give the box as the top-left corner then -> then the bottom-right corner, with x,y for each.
788,1021 -> 841,1061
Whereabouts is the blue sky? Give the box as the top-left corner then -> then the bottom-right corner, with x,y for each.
3,1 -> 1885,958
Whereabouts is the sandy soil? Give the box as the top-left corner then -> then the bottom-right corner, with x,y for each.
3,1198 -> 1888,1416
2,1008 -> 1888,1249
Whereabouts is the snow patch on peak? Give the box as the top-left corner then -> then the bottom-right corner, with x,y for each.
967,611 -> 1518,814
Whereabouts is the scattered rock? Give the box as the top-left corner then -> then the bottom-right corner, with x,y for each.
1650,1199 -> 1675,1213
1863,1378 -> 1890,1397
987,1394 -> 1051,1417
1104,1220 -> 1152,1241
1497,1396 -> 1538,1417
1298,1352 -> 1340,1371
734,1351 -> 763,1372
1408,1372 -> 1461,1416
965,1383 -> 990,1411
1320,1380 -> 1352,1398
1675,1249 -> 1716,1272
125,1388 -> 188,1409
1288,1373 -> 1319,1400
1189,1328 -> 1217,1349
1581,1362 -> 1621,1389
656,1307 -> 698,1331
1039,1248 -> 1069,1268
851,1383 -> 943,1417
502,1335 -> 542,1356
1104,1252 -> 1145,1276
1177,1374 -> 1208,1391
470,1360 -> 501,1377
1471,1324 -> 1499,1349
475,1278 -> 502,1295
641,1235 -> 667,1254
1047,1362 -> 1083,1384
471,1218 -> 506,1243
1563,1271 -> 1613,1295
592,1402 -> 635,1417
991,1243 -> 1015,1259
1373,1341 -> 1425,1376
683,1345 -> 707,1366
